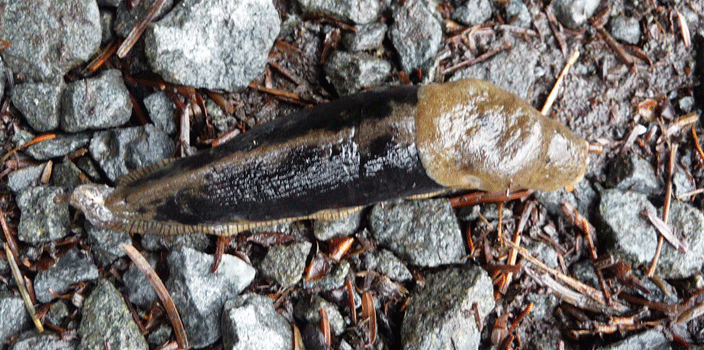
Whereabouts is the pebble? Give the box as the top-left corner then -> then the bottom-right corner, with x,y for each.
146,324 -> 173,346
259,242 -> 312,288
123,253 -> 159,310
61,69 -> 132,133
506,0 -> 532,28
144,91 -> 177,135
49,161 -> 84,192
17,186 -> 70,243
342,23 -> 387,52
9,331 -> 74,350
324,51 -> 391,96
222,293 -> 292,350
294,294 -> 346,336
7,164 -> 44,194
0,0 -> 100,82
452,0 -> 493,26
99,9 -> 115,44
678,96 -> 695,113
25,132 -> 92,160
401,263 -> 494,350
0,296 -> 30,344
34,248 -> 99,304
457,203 -> 514,222
361,249 -> 413,282
655,200 -> 704,279
84,222 -> 131,267
165,246 -> 256,348
369,199 -> 465,267
313,210 -> 362,240
78,279 -> 148,350
89,124 -> 174,182
534,179 -> 597,220
596,328 -> 670,350
45,300 -> 71,328
605,154 -> 663,196
297,0 -> 383,24
551,0 -> 601,29
144,0 -> 280,92
389,0 -> 443,76
11,81 -> 63,132
608,15 -> 642,45
451,38 -> 539,99
302,261 -> 350,291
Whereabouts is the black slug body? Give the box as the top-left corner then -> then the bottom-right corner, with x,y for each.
70,79 -> 590,236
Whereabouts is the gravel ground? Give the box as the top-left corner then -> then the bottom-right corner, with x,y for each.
0,0 -> 702,349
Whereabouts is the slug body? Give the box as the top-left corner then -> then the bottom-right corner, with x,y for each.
71,79 -> 589,236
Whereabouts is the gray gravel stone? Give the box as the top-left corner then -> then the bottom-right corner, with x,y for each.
146,324 -> 172,346
85,222 -> 131,267
654,201 -> 704,279
605,154 -> 663,196
11,81 -> 63,132
608,15 -> 641,45
596,328 -> 669,350
259,242 -> 312,288
534,178 -> 597,220
342,23 -> 387,52
294,294 -> 345,336
599,190 -> 658,269
551,0 -> 600,28
45,300 -> 71,328
222,293 -> 292,350
0,296 -> 30,344
362,249 -> 413,282
506,0 -> 531,28
390,0 -> 442,75
144,0 -> 280,92
324,51 -> 391,96
673,169 -> 695,198
123,253 -> 159,309
369,199 -> 464,267
166,246 -> 256,348
25,132 -> 92,160
17,186 -> 70,243
34,248 -> 100,304
89,124 -> 174,182
99,9 -> 115,45
401,263 -> 494,350
144,91 -> 177,135
457,203 -> 514,222
451,38 -> 539,99
679,96 -> 695,113
9,331 -> 75,350
302,261 -> 350,291
7,164 -> 44,194
114,0 -> 175,37
50,161 -> 83,192
298,0 -> 383,24
452,0 -> 493,26
61,69 -> 132,133
0,0 -> 100,82
313,210 -> 362,240
78,279 -> 148,350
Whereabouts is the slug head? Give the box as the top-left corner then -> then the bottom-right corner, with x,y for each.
69,184 -> 121,228
415,78 -> 589,192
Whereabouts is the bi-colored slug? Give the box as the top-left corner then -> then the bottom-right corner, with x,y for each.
70,79 -> 589,236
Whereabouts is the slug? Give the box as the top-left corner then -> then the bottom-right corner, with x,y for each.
70,79 -> 589,236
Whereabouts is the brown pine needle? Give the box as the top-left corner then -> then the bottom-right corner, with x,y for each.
647,144 -> 678,277
1,133 -> 56,164
117,0 -> 168,58
122,244 -> 188,349
541,50 -> 579,115
5,243 -> 43,332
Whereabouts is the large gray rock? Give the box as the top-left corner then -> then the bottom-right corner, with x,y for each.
222,293 -> 292,350
369,199 -> 465,267
61,69 -> 132,133
389,0 -> 443,76
0,0 -> 100,82
11,81 -> 64,132
144,0 -> 280,92
166,246 -> 256,348
401,263 -> 494,350
89,124 -> 174,182
78,279 -> 148,350
34,248 -> 99,304
17,186 -> 70,243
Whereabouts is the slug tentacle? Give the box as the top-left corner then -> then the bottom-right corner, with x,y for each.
70,79 -> 589,236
